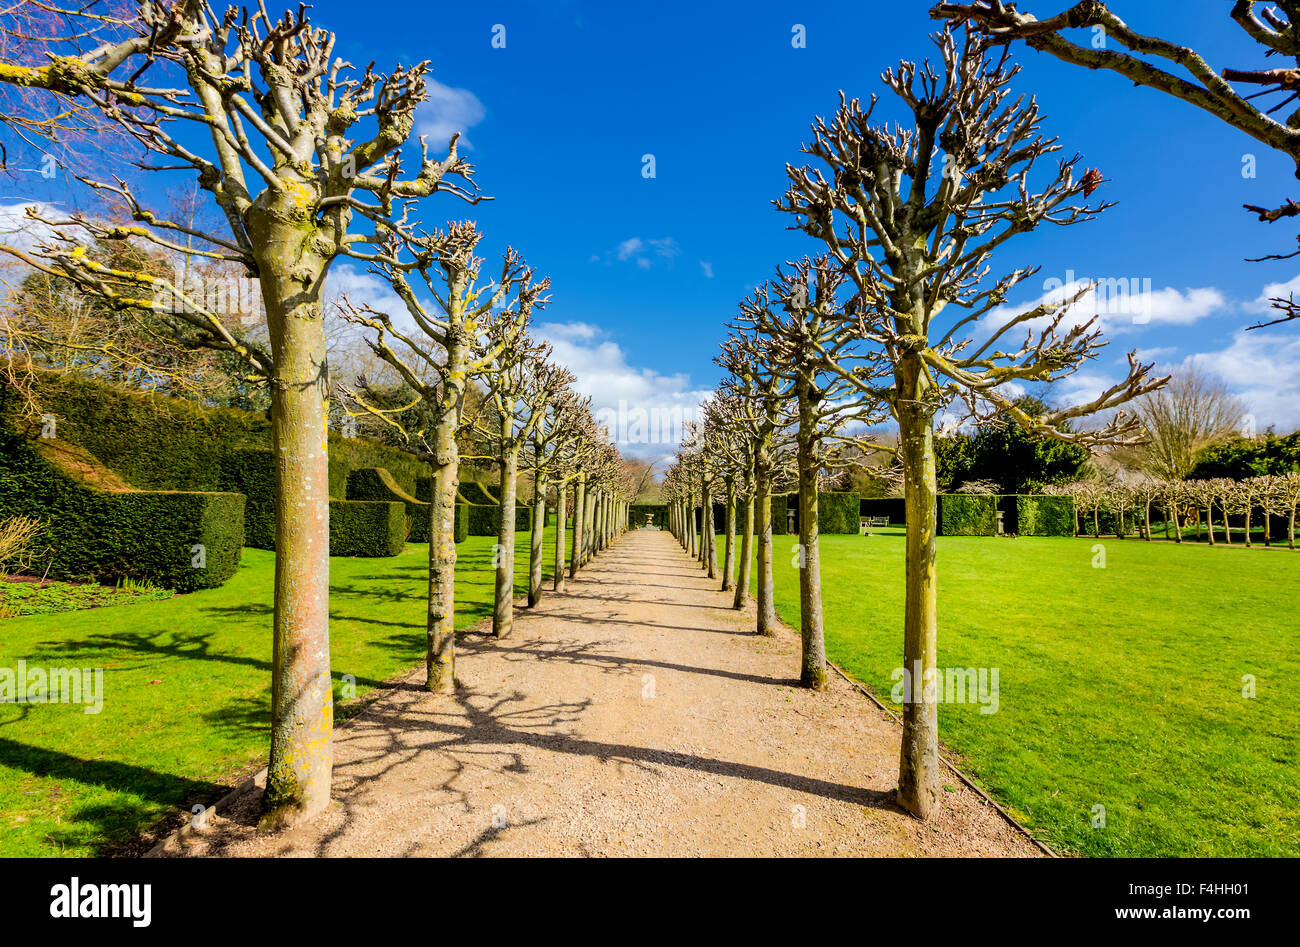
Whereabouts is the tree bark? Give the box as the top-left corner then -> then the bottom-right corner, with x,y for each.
493,438 -> 519,637
795,429 -> 826,686
733,494 -> 753,610
424,420 -> 460,693
722,476 -> 736,591
702,478 -> 717,578
755,454 -> 776,637
553,480 -> 568,592
258,215 -> 333,828
570,471 -> 585,577
529,473 -> 547,606
896,387 -> 940,821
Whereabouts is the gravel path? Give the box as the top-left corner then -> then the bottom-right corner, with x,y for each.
156,528 -> 1038,857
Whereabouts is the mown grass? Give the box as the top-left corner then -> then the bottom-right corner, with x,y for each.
0,534 -> 554,857
0,578 -> 173,616
755,528 -> 1300,857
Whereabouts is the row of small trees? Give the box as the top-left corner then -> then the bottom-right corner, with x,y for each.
0,0 -> 634,828
662,27 -> 1166,819
1050,474 -> 1300,548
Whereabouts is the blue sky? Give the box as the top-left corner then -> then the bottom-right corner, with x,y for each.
5,0 -> 1300,455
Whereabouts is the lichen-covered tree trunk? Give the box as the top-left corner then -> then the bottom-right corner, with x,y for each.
529,474 -> 547,606
755,457 -> 776,637
257,215 -> 333,828
722,476 -> 736,592
896,381 -> 940,820
570,471 -> 586,576
425,449 -> 459,692
796,392 -> 826,690
494,439 -> 519,637
733,494 -> 753,610
702,479 -> 717,578
554,481 -> 568,592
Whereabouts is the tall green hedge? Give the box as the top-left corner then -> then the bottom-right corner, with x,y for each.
23,372 -> 426,494
329,500 -> 405,557
1015,494 -> 1074,537
938,493 -> 998,536
771,494 -> 792,535
348,467 -> 471,544
0,427 -> 244,590
629,504 -> 668,528
818,492 -> 861,534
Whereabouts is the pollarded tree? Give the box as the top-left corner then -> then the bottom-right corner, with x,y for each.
932,0 -> 1300,327
716,333 -> 796,636
336,222 -> 541,690
545,399 -> 599,594
472,336 -> 573,637
525,388 -> 591,604
735,257 -> 889,689
0,0 -> 487,826
776,27 -> 1165,817
707,386 -> 758,607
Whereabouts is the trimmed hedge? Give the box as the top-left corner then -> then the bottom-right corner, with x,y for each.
771,494 -> 792,535
329,500 -> 405,557
24,371 -> 426,495
464,502 -> 531,536
348,467 -> 431,542
772,492 -> 860,535
1016,494 -> 1074,537
0,425 -> 244,591
819,492 -> 861,534
939,493 -> 998,536
629,504 -> 668,529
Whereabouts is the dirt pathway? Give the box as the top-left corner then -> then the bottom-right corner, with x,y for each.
156,529 -> 1038,857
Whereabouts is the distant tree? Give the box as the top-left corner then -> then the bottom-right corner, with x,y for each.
965,396 -> 1091,492
1115,367 -> 1247,481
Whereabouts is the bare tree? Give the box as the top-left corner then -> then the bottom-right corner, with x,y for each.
733,258 -> 888,689
1113,366 -> 1248,482
473,335 -> 572,637
525,388 -> 589,605
0,0 -> 486,827
775,28 -> 1164,817
336,222 -> 540,692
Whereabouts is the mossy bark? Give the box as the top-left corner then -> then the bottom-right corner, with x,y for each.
702,478 -> 716,578
529,473 -> 547,606
755,452 -> 775,637
494,416 -> 519,637
256,205 -> 333,828
570,470 -> 585,576
796,382 -> 826,691
722,476 -> 736,591
553,481 -> 568,592
733,494 -> 753,610
896,380 -> 940,820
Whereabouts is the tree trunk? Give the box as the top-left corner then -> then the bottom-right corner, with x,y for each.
423,406 -> 461,694
553,480 -> 567,592
1244,503 -> 1253,548
258,231 -> 333,828
755,456 -> 776,637
733,494 -> 753,610
702,479 -> 717,578
1143,499 -> 1152,540
493,440 -> 519,637
1205,506 -> 1216,545
896,387 -> 940,821
570,471 -> 585,577
1289,502 -> 1297,550
529,473 -> 547,606
796,402 -> 826,691
722,476 -> 736,592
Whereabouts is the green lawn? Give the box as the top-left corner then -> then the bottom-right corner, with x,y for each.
755,528 -> 1300,857
0,534 -> 554,857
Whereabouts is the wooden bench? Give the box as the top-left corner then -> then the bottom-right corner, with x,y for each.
859,516 -> 891,535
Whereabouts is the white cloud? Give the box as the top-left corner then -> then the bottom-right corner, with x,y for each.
534,320 -> 710,450
323,264 -> 405,318
700,261 -> 714,279
0,201 -> 68,254
983,278 -> 1226,338
603,236 -> 679,269
1249,273 -> 1300,313
1185,330 -> 1300,430
415,79 -> 486,149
